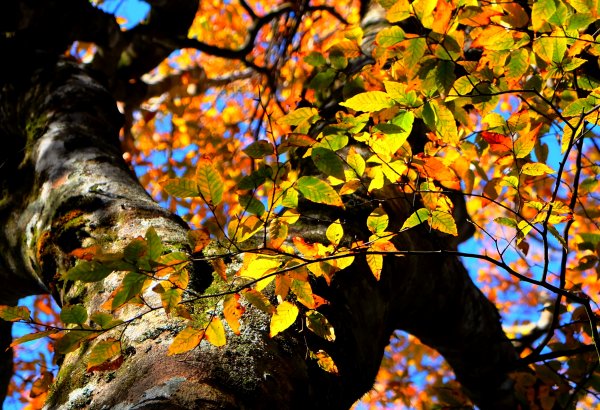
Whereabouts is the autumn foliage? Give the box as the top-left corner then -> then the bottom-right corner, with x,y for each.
3,0 -> 600,408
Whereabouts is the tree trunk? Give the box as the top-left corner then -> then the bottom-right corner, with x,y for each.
0,4 -> 522,410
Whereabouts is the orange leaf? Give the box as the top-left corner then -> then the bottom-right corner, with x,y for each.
223,294 -> 244,335
167,326 -> 204,355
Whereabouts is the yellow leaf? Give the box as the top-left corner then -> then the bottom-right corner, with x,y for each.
205,317 -> 226,347
521,162 -> 555,176
269,301 -> 299,337
167,326 -> 203,355
326,220 -> 344,246
240,257 -> 280,291
223,294 -> 244,335
366,252 -> 383,280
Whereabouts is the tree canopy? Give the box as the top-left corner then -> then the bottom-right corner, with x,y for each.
1,0 -> 600,408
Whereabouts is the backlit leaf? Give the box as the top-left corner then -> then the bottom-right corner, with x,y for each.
205,317 -> 226,347
162,178 -> 199,198
87,339 -> 121,371
223,294 -> 244,335
340,91 -> 395,112
401,208 -> 430,231
306,310 -> 336,341
521,162 -> 555,176
167,326 -> 204,355
269,301 -> 299,337
243,140 -> 275,159
429,210 -> 458,236
11,330 -> 56,347
367,207 -> 389,234
196,157 -> 224,206
64,261 -> 114,283
60,304 -> 88,325
291,279 -> 315,309
326,220 -> 344,246
366,252 -> 383,280
0,305 -> 31,322
242,289 -> 275,314
296,176 -> 344,207
311,147 -> 346,181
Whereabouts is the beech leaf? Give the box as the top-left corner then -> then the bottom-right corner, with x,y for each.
269,301 -> 299,337
296,176 -> 344,207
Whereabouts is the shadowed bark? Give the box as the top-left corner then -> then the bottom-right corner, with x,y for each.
0,1 -> 523,408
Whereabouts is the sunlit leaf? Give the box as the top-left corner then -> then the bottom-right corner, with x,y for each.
326,220 -> 344,246
223,294 -> 244,335
196,157 -> 224,206
400,208 -> 430,232
162,178 -> 199,198
243,140 -> 275,159
167,326 -> 204,355
521,162 -> 555,176
340,91 -> 395,112
60,304 -> 88,325
64,260 -> 114,283
269,301 -> 299,337
0,305 -> 31,322
311,147 -> 346,181
296,176 -> 344,207
205,317 -> 226,347
306,310 -> 335,342
87,338 -> 121,371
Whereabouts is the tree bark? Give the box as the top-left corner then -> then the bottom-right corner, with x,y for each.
0,2 -> 523,409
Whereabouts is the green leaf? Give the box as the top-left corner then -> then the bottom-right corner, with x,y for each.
495,217 -> 518,228
340,91 -> 395,112
64,261 -> 114,283
237,166 -> 273,190
90,312 -> 122,329
60,305 -> 88,325
291,279 -> 315,309
145,227 -> 163,261
238,194 -> 266,216
506,48 -> 529,80
429,210 -> 458,236
403,37 -> 427,69
548,225 -> 567,249
243,140 -> 275,159
124,237 -> 147,263
296,176 -> 344,207
160,288 -> 183,314
400,208 -> 429,231
112,272 -> 147,310
311,148 -> 346,181
306,310 -> 336,342
0,305 -> 31,322
304,51 -> 326,67
376,26 -> 406,47
367,207 -> 389,234
422,101 -> 459,145
54,330 -> 99,354
162,178 -> 200,198
532,0 -> 556,31
346,149 -> 366,177
10,330 -> 56,347
196,158 -> 224,206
